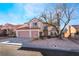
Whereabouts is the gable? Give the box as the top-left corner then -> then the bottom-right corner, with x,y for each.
28,18 -> 43,24
28,18 -> 43,28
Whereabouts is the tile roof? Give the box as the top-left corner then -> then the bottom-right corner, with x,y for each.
4,23 -> 14,26
16,26 -> 40,30
16,27 -> 29,30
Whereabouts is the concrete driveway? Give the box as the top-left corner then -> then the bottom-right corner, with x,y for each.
22,38 -> 79,52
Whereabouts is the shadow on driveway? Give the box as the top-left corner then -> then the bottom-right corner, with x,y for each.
19,47 -> 79,56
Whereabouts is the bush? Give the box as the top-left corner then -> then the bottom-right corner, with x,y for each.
1,29 -> 8,36
40,36 -> 44,40
47,36 -> 51,39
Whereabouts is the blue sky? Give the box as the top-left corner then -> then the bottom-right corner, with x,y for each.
0,3 -> 79,25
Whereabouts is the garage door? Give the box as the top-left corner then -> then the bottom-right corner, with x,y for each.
31,31 -> 39,38
16,30 -> 39,38
17,31 -> 30,38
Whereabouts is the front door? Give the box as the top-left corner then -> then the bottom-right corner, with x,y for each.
43,30 -> 48,37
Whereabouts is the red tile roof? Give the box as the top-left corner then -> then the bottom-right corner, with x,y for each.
16,26 -> 40,30
16,27 -> 29,30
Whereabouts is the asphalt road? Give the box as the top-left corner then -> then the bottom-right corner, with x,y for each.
0,44 -> 42,56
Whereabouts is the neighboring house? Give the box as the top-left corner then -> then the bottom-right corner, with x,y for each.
0,25 -> 3,34
64,25 -> 79,38
0,23 -> 22,36
0,25 -> 2,30
72,25 -> 79,33
1,23 -> 15,30
1,23 -> 22,32
13,24 -> 22,31
16,18 -> 59,39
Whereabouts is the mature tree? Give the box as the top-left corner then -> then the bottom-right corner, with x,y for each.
57,4 -> 75,38
39,3 -> 75,38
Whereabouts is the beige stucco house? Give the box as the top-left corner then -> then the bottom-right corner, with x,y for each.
16,18 -> 57,39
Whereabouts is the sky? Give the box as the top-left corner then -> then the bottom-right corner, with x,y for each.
0,3 -> 79,25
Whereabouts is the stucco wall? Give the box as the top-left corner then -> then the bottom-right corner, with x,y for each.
29,19 -> 43,30
64,26 -> 77,38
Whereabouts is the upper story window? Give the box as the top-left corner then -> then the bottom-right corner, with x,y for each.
44,26 -> 48,30
33,22 -> 37,27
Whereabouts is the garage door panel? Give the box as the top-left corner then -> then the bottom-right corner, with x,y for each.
18,31 -> 30,38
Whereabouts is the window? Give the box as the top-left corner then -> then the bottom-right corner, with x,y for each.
44,26 -> 48,30
33,22 -> 37,27
76,32 -> 79,35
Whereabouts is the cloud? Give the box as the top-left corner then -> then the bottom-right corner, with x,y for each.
23,4 -> 46,18
0,3 -> 56,25
0,3 -> 78,25
0,13 -> 20,25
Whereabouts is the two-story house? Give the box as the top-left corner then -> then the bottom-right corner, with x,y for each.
16,18 -> 58,39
